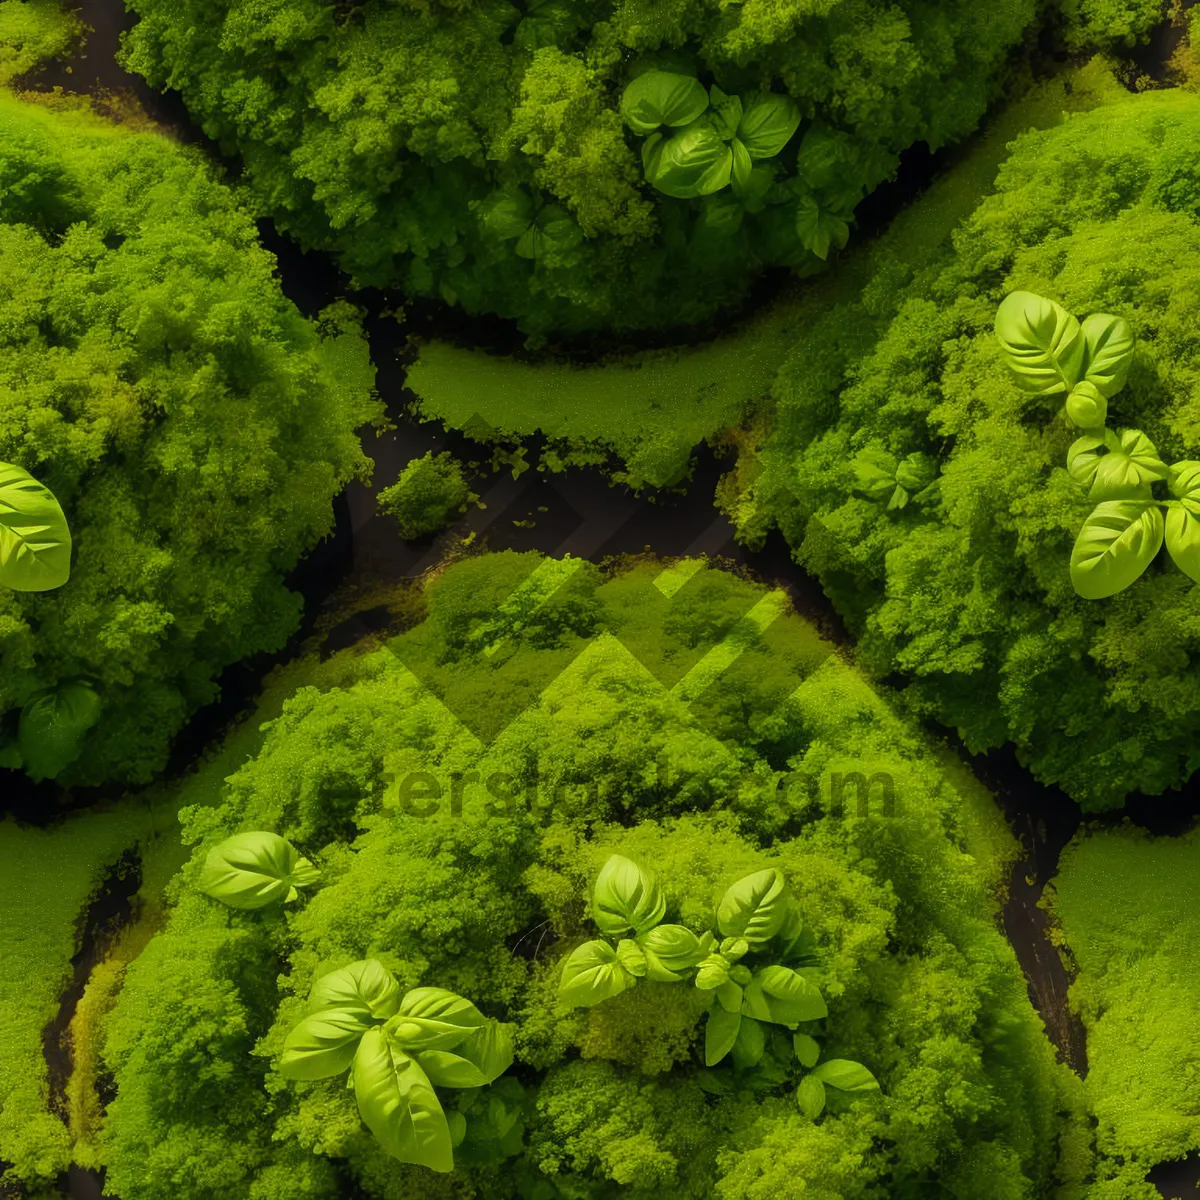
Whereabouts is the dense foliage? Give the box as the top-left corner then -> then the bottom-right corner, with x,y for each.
378,451 -> 476,539
118,0 -> 1050,335
723,87 -> 1200,809
0,94 -> 381,786
96,553 -> 1089,1199
1049,825 -> 1200,1197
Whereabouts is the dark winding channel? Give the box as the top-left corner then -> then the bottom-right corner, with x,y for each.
7,2 -> 1200,1197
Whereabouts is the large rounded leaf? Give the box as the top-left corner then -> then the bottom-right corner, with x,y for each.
353,1028 -> 454,1172
1080,311 -> 1134,398
796,1074 -> 826,1118
716,868 -> 790,943
0,462 -> 71,592
736,91 -> 801,159
638,924 -> 704,981
18,682 -> 101,781
1087,429 -> 1167,501
197,831 -> 321,910
308,960 -> 401,1019
994,291 -> 1086,396
743,965 -> 828,1025
592,854 -> 666,936
558,939 -> 634,1007
1070,501 -> 1164,599
387,988 -> 486,1051
280,1007 -> 373,1080
620,70 -> 709,135
644,119 -> 732,198
811,1058 -> 881,1095
705,1005 -> 741,1066
730,1015 -> 765,1069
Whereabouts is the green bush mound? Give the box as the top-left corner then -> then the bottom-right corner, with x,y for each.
0,93 -> 382,787
724,87 -> 1200,810
117,0 -> 1048,336
96,553 -> 1091,1199
1048,824 -> 1200,1198
378,451 -> 477,540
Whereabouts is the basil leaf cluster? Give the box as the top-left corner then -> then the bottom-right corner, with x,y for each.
279,960 -> 514,1173
621,71 -> 800,201
559,855 -> 879,1119
996,291 -> 1200,598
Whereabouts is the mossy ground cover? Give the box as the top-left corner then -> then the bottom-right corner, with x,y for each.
406,62 -> 1120,493
1049,825 -> 1200,1197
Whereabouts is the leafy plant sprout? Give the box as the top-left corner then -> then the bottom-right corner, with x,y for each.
279,959 -> 514,1172
558,855 -> 880,1118
995,291 -> 1200,598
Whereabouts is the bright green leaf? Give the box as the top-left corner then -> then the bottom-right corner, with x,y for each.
994,291 -> 1086,396
621,71 -> 709,135
1087,429 -> 1168,501
717,868 -> 790,943
1169,460 -> 1200,513
387,988 -> 486,1051
416,1021 -> 513,1091
592,855 -> 666,936
639,924 -> 704,981
353,1028 -> 454,1172
0,461 -> 72,592
644,119 -> 733,198
280,1007 -> 373,1080
730,138 -> 753,193
196,831 -> 320,910
1165,506 -> 1200,584
695,953 -> 731,990
1070,500 -> 1164,599
1080,311 -> 1134,397
308,960 -> 401,1020
796,1074 -> 826,1118
730,1015 -> 765,1069
811,1058 -> 881,1095
616,938 -> 648,978
705,1005 -> 741,1066
793,1033 -> 821,1068
717,979 -> 744,1013
852,448 -> 898,502
559,939 -> 634,1007
736,91 -> 801,159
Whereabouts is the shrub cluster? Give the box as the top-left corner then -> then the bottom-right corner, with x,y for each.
118,0 -> 1046,335
97,553 -> 1088,1199
726,88 -> 1200,809
0,94 -> 381,786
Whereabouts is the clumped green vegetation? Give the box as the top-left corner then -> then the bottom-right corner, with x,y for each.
378,451 -> 477,539
94,553 -> 1090,1199
724,87 -> 1200,809
0,0 -> 80,84
407,65 -> 1116,492
0,93 -> 382,786
118,0 -> 1047,335
1048,825 -> 1200,1196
